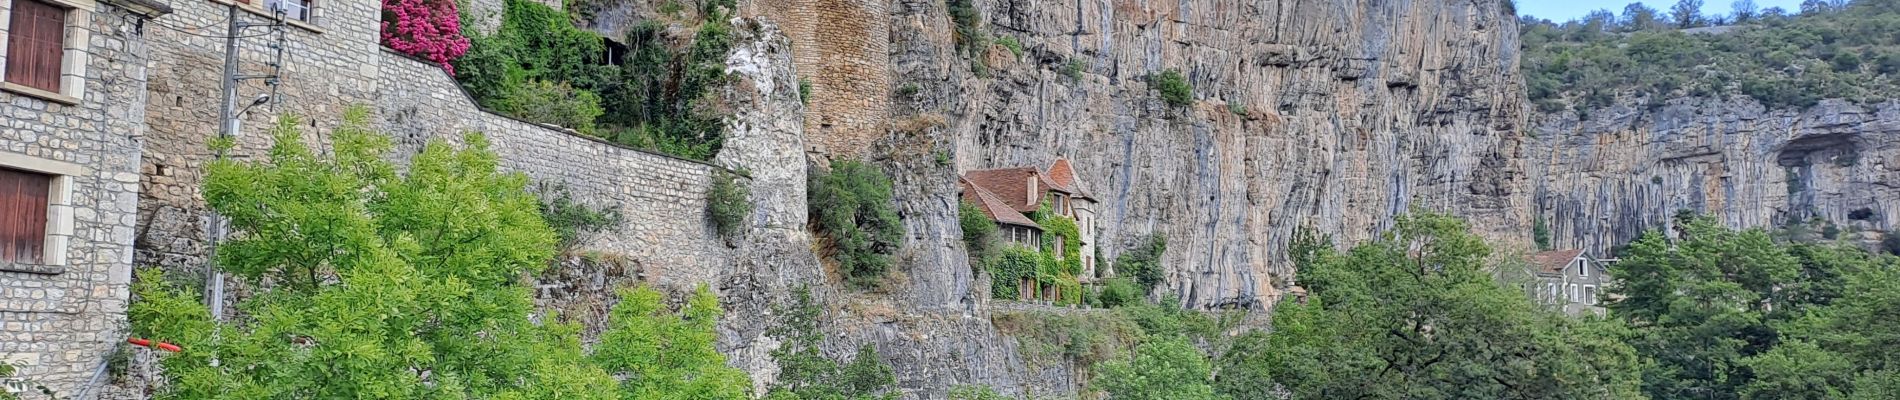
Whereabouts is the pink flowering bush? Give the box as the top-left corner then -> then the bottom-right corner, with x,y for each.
382,0 -> 471,74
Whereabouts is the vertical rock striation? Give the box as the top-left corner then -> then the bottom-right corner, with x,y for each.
894,0 -> 1532,308
1531,98 -> 1900,256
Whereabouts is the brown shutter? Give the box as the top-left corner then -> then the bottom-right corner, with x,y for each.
5,0 -> 67,92
0,168 -> 51,264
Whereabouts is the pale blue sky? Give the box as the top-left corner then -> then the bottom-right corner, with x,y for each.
1517,0 -> 1808,22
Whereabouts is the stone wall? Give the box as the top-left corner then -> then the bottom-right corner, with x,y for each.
1531,98 -> 1900,255
741,0 -> 890,156
0,2 -> 153,397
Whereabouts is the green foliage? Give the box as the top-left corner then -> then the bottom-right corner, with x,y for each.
1533,214 -> 1552,251
995,35 -> 1023,58
1097,277 -> 1142,308
0,359 -> 51,399
1093,336 -> 1224,400
766,288 -> 899,400
492,79 -> 604,134
896,83 -> 920,98
958,201 -> 997,260
593,284 -> 753,400
946,385 -> 1008,400
1608,214 -> 1900,399
1061,58 -> 1087,81
129,108 -> 601,398
987,246 -> 1045,300
809,160 -> 904,289
538,184 -> 623,252
1212,331 -> 1274,400
1116,234 -> 1167,293
1225,100 -> 1247,116
1150,69 -> 1193,107
948,0 -> 986,56
1520,3 -> 1900,110
1263,212 -> 1646,399
455,0 -> 737,160
708,171 -> 752,238
799,78 -> 813,105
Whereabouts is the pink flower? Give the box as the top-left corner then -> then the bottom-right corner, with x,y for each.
381,0 -> 469,74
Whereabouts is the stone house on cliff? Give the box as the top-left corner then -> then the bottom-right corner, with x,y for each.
0,0 -> 168,395
960,159 -> 1099,300
1527,249 -> 1612,316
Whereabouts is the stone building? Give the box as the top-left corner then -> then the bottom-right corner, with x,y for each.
1528,249 -> 1612,316
960,159 -> 1100,299
0,0 -> 168,395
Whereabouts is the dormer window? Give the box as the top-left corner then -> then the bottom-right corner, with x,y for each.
1578,258 -> 1588,277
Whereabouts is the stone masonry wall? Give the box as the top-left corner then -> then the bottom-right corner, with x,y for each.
740,0 -> 889,156
0,3 -> 152,398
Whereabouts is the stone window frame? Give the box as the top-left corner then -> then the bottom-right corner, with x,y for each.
0,151 -> 85,275
209,0 -> 324,33
0,0 -> 96,105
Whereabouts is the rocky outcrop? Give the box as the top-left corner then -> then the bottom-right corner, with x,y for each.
1531,98 -> 1900,255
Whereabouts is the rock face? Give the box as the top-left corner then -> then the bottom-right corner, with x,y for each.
1531,98 -> 1900,255
846,0 -> 1533,308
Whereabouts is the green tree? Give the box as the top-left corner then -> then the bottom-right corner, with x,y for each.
808,160 -> 904,288
128,108 -> 619,399
1094,336 -> 1224,400
765,288 -> 899,400
593,285 -> 753,400
1262,212 -> 1645,399
958,201 -> 997,260
1212,332 -> 1275,400
1116,234 -> 1167,293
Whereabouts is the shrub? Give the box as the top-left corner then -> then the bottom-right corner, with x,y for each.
1061,58 -> 1087,81
539,184 -> 623,252
948,0 -> 986,56
767,288 -> 899,399
958,201 -> 997,260
1151,69 -> 1193,107
995,35 -> 1023,58
799,78 -> 813,105
491,80 -> 604,134
1533,215 -> 1552,251
1226,100 -> 1247,116
1098,277 -> 1142,308
382,0 -> 471,73
809,160 -> 905,288
708,171 -> 752,238
1116,234 -> 1167,293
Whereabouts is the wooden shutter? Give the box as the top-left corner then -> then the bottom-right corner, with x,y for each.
0,167 -> 51,264
5,0 -> 66,92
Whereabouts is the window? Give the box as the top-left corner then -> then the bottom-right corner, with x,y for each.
1584,285 -> 1598,305
1053,235 -> 1064,257
264,0 -> 311,21
0,167 -> 51,265
4,0 -> 66,92
1569,284 -> 1580,303
1578,258 -> 1589,277
1546,282 -> 1557,301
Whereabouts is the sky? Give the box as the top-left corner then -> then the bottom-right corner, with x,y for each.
1516,0 -> 1808,22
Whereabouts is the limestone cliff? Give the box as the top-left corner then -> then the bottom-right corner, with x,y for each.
1530,98 -> 1900,256
860,0 -> 1532,308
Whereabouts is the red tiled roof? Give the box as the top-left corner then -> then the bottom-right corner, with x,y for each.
960,178 -> 1040,229
1530,249 -> 1585,274
1045,159 -> 1094,200
961,167 -> 1043,212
